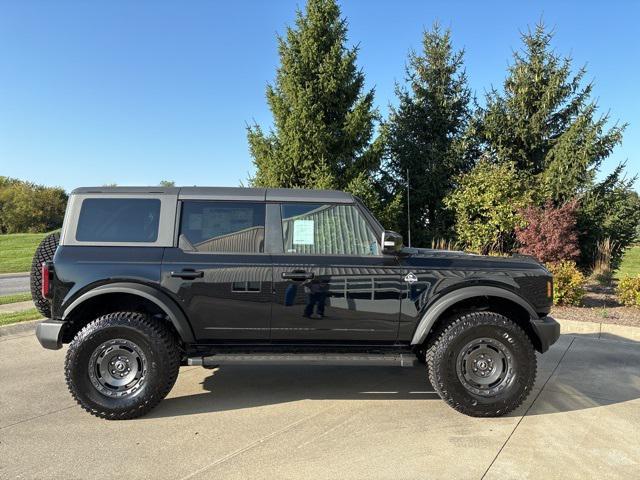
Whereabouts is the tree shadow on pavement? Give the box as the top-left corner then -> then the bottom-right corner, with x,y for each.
149,333 -> 640,419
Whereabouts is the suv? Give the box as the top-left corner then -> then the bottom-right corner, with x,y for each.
32,186 -> 559,419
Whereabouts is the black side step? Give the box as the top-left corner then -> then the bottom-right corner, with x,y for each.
187,353 -> 418,368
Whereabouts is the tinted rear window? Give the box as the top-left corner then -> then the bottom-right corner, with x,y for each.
180,201 -> 265,253
76,198 -> 161,242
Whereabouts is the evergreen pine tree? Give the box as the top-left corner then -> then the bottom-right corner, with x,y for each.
477,23 -> 625,202
247,0 -> 379,191
383,24 -> 472,246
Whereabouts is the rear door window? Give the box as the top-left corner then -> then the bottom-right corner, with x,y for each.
179,201 -> 265,253
76,198 -> 161,242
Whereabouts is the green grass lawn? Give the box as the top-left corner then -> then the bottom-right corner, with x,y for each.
0,292 -> 32,305
0,308 -> 41,326
616,245 -> 640,279
0,232 -> 48,274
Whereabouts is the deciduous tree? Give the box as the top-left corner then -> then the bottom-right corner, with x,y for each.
444,159 -> 531,254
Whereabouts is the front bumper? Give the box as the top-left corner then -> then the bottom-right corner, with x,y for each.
35,319 -> 66,350
530,316 -> 560,353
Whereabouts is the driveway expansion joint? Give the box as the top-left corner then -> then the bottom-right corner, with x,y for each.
480,336 -> 576,480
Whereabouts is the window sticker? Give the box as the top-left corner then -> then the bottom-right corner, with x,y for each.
293,219 -> 314,245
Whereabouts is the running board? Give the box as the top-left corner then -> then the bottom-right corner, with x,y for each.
187,353 -> 418,368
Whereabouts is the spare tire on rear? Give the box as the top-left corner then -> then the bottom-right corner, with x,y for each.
30,232 -> 60,318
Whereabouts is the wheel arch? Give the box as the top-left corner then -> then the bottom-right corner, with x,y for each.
61,283 -> 195,344
411,286 -> 543,352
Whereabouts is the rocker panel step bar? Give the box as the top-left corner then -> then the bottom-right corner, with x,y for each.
187,353 -> 418,368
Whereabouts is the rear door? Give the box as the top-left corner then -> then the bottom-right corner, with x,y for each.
161,200 -> 272,341
271,203 -> 402,342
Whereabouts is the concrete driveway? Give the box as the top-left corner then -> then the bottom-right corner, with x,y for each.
0,273 -> 30,296
1,330 -> 639,480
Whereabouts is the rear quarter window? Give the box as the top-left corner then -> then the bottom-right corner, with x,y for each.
76,198 -> 161,242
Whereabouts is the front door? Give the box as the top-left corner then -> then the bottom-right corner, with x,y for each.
271,203 -> 402,342
161,200 -> 272,341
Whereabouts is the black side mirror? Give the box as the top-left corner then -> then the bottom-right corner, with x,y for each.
381,230 -> 403,255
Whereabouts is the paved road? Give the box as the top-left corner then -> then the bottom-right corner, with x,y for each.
1,330 -> 639,479
0,273 -> 30,296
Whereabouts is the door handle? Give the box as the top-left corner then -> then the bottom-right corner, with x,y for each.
281,271 -> 314,281
170,269 -> 204,280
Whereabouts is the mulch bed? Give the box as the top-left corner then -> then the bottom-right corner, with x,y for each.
551,281 -> 640,327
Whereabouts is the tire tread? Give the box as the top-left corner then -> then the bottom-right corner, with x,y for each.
29,232 -> 60,318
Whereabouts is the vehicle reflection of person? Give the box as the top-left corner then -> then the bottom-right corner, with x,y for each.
303,278 -> 329,318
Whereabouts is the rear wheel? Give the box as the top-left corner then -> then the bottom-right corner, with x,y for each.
30,231 -> 60,318
427,311 -> 536,417
65,311 -> 180,420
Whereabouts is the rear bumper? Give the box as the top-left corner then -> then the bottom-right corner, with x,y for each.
530,316 -> 560,353
35,319 -> 65,350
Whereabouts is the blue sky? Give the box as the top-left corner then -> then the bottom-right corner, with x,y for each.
1,0 -> 638,192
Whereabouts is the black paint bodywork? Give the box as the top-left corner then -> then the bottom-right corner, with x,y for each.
45,190 -> 555,353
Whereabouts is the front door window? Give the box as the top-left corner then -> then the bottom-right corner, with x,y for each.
281,203 -> 379,256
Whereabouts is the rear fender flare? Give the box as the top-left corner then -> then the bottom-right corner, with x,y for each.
410,286 -> 538,345
62,282 -> 195,343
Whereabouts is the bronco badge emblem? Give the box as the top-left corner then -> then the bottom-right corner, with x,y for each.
404,272 -> 418,283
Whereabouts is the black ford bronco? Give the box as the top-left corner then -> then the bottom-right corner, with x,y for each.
32,186 -> 559,419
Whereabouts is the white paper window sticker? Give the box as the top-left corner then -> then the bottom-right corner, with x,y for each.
293,219 -> 314,245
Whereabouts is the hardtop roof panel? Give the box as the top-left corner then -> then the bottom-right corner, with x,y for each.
179,187 -> 266,201
266,188 -> 353,203
71,186 -> 180,195
71,186 -> 354,203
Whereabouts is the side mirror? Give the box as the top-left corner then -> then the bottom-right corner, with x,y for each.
381,230 -> 403,255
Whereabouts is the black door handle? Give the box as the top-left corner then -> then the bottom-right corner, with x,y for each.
171,269 -> 204,280
282,271 -> 314,281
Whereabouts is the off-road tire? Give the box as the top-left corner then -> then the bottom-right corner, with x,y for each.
30,231 -> 60,318
427,311 -> 536,417
65,311 -> 180,420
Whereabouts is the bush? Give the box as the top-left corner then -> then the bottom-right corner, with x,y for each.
617,276 -> 640,307
547,261 -> 586,306
0,177 -> 67,233
515,200 -> 580,264
444,159 -> 531,254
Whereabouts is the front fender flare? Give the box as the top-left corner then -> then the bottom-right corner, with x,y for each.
62,282 -> 195,343
410,286 -> 538,345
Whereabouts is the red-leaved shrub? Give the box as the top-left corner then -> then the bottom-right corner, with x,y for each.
515,200 -> 580,264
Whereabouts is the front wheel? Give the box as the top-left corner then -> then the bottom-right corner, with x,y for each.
65,312 -> 180,420
427,311 -> 537,417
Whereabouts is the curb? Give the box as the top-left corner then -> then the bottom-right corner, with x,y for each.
556,318 -> 640,343
0,318 -> 43,337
